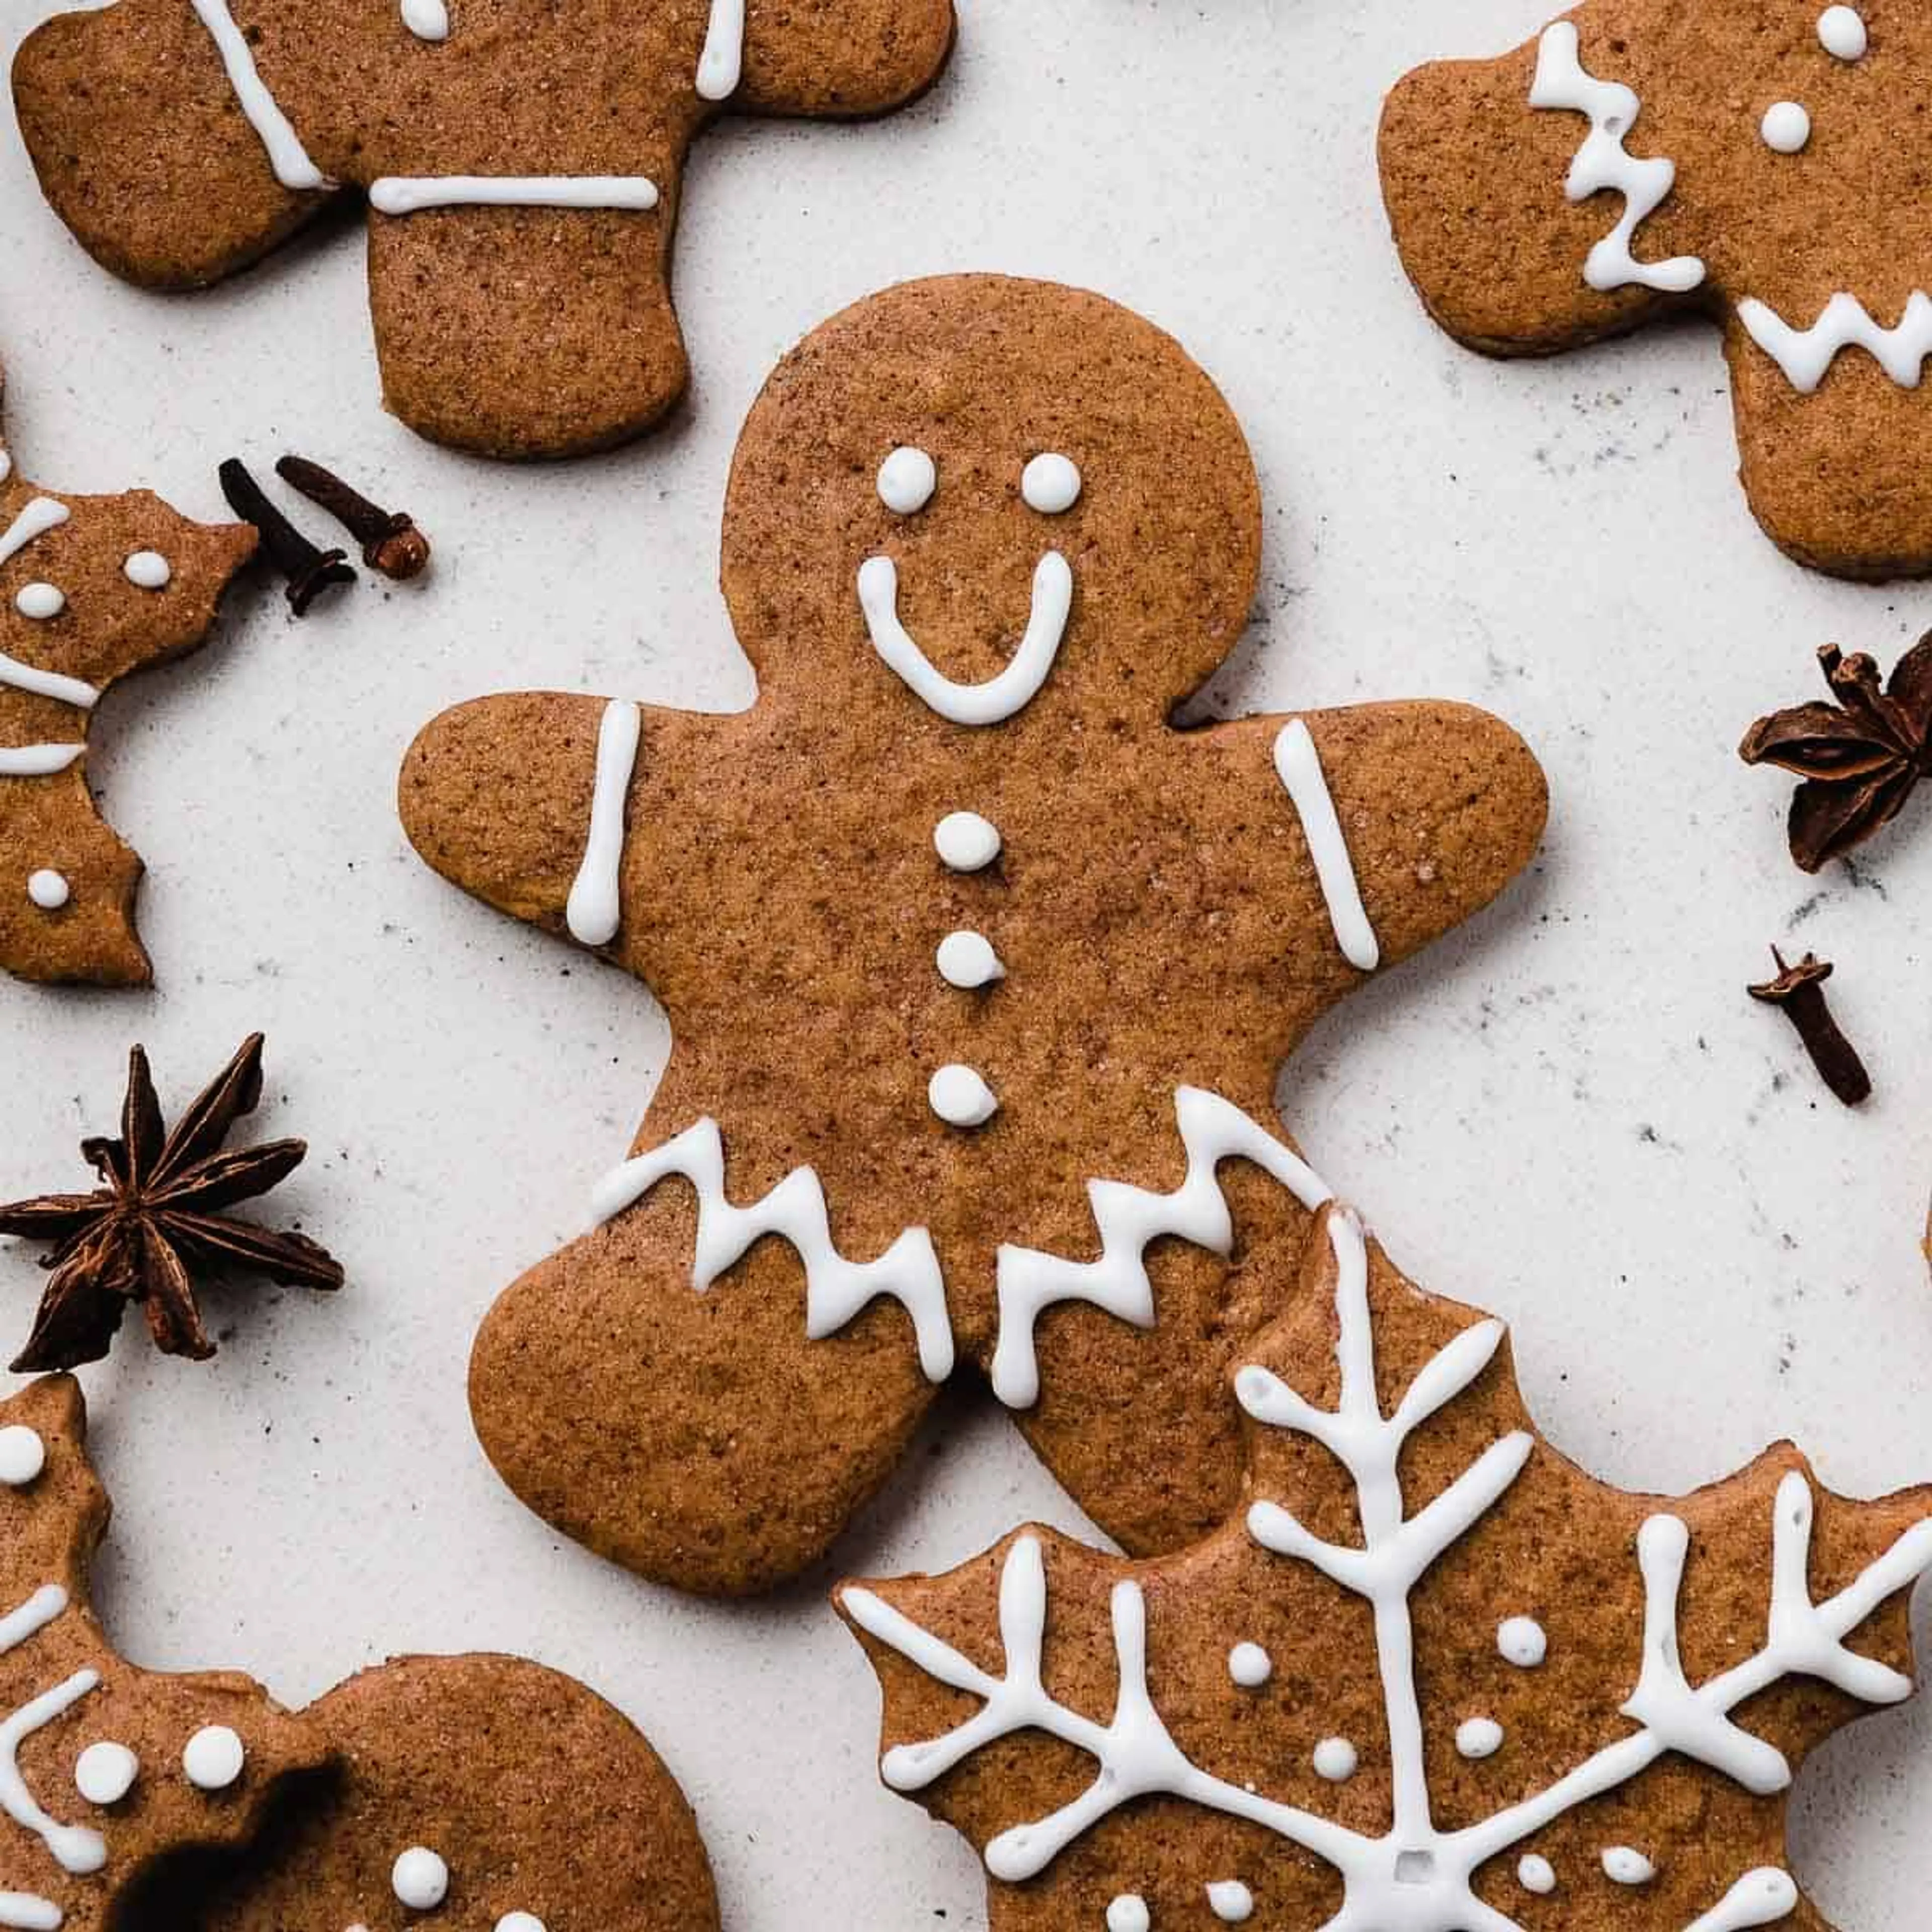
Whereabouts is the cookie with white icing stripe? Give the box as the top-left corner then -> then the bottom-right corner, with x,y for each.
398,275 -> 1548,1596
838,1203 -> 1932,1932
1381,1 -> 1932,577
0,365 -> 256,988
12,0 -> 955,460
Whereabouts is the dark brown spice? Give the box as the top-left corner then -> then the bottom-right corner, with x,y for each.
1747,947 -> 1872,1107
276,455 -> 431,581
219,458 -> 355,615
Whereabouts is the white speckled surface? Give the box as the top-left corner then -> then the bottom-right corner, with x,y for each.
2,1 -> 1930,1925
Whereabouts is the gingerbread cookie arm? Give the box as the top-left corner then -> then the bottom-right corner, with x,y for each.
731,0 -> 956,118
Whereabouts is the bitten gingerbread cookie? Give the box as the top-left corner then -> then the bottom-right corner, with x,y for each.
1381,2 -> 1932,578
13,0 -> 955,460
400,276 -> 1549,1596
840,1204 -> 1932,1932
0,367 -> 255,987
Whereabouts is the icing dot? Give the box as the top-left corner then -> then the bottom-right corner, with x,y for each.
1227,1641 -> 1272,1687
401,0 -> 450,39
392,1844 -> 450,1907
1602,1846 -> 1656,1886
929,1063 -> 998,1128
877,446 -> 937,515
15,583 -> 64,620
933,810 -> 1001,871
27,870 -> 70,912
182,1725 -> 245,1790
1311,1736 -> 1357,1782
123,550 -> 172,590
74,1741 -> 138,1806
1818,4 -> 1867,58
936,929 -> 1005,990
1205,1880 -> 1253,1923
496,1917 -> 547,1932
1517,1854 -> 1557,1895
0,1425 -> 47,1487
1497,1615 -> 1547,1667
1105,1899 -> 1150,1932
1021,451 -> 1082,514
1456,1716 -> 1504,1759
0,449 -> 11,482
1760,101 -> 1812,153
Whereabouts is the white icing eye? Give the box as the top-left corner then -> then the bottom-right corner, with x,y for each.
1105,1899 -> 1151,1932
123,551 -> 172,590
495,1916 -> 547,1932
0,1424 -> 46,1486
15,583 -> 64,620
182,1725 -> 245,1790
1021,451 -> 1082,514
1818,4 -> 1867,58
27,870 -> 70,912
877,446 -> 936,515
74,1741 -> 139,1806
1517,1855 -> 1557,1895
1760,101 -> 1811,153
1601,1847 -> 1656,1886
392,1845 -> 450,1907
1311,1736 -> 1357,1782
1455,1716 -> 1504,1758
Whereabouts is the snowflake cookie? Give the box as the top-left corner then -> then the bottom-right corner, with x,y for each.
12,0 -> 955,460
1381,1 -> 1932,578
0,364 -> 256,987
839,1203 -> 1932,1932
399,275 -> 1549,1595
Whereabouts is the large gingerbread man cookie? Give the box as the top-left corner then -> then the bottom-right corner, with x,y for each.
0,366 -> 255,988
1381,1 -> 1932,579
12,0 -> 955,460
840,1204 -> 1932,1932
399,276 -> 1549,1596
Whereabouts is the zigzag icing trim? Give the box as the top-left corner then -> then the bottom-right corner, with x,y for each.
1738,291 -> 1932,393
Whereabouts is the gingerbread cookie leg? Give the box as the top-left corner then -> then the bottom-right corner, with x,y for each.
732,0 -> 956,117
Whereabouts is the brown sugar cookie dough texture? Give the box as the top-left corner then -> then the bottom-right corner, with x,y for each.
1381,0 -> 1932,578
12,0 -> 956,459
399,275 -> 1550,1597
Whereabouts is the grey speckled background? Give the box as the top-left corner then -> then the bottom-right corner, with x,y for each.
2,0 -> 1930,1925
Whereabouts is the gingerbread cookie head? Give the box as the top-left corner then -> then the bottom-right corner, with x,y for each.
839,1204 -> 1932,1932
1381,1 -> 1932,577
0,374 -> 256,987
13,0 -> 956,459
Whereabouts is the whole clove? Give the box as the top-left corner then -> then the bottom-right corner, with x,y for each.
1748,947 -> 1872,1107
218,458 -> 355,616
276,455 -> 431,581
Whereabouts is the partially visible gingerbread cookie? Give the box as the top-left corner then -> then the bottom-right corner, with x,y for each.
0,363 -> 255,986
1381,1 -> 1932,578
840,1204 -> 1932,1931
13,0 -> 956,459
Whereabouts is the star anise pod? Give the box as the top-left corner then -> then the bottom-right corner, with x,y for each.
0,1034 -> 342,1372
1739,633 -> 1932,871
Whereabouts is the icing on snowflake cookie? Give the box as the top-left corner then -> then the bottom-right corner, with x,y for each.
839,1204 -> 1932,1932
0,1376 -> 325,1930
0,364 -> 256,987
12,0 -> 955,460
1380,2 -> 1932,578
399,275 -> 1548,1595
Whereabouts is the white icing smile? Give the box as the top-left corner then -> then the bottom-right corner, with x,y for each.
857,551 -> 1073,726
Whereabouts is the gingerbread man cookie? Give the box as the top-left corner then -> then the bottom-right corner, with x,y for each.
840,1204 -> 1932,1932
1381,1 -> 1932,578
0,366 -> 256,987
399,275 -> 1548,1596
13,0 -> 955,460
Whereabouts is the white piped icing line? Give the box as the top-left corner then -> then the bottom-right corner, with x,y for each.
1686,1869 -> 1799,1930
1528,22 -> 1706,295
0,1429 -> 45,1488
1272,720 -> 1379,972
0,1894 -> 60,1930
567,700 -> 641,947
187,0 -> 330,191
933,810 -> 1000,871
1818,5 -> 1867,59
25,873 -> 68,914
1738,291 -> 1932,393
0,500 -> 69,574
590,1117 -> 954,1382
181,1725 -> 244,1791
0,749 -> 84,779
73,1741 -> 137,1807
929,1064 -> 998,1128
0,648 -> 99,713
401,0 -> 450,41
858,552 -> 1073,726
370,176 -> 660,214
991,1088 -> 1332,1408
392,1844 -> 449,1907
846,1205 -> 1932,1929
696,0 -> 747,101
1204,1880 -> 1252,1923
0,1586 -> 106,1881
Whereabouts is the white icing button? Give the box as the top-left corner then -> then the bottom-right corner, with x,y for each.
1021,451 -> 1082,514
15,583 -> 65,620
1760,101 -> 1812,153
1818,4 -> 1867,58
936,929 -> 1004,990
0,449 -> 12,482
1497,1615 -> 1547,1667
182,1725 -> 245,1790
933,810 -> 1001,871
74,1741 -> 139,1806
123,550 -> 172,590
1517,1854 -> 1557,1895
1311,1736 -> 1357,1782
401,0 -> 450,39
1602,1846 -> 1656,1886
495,1916 -> 547,1932
1456,1716 -> 1504,1759
1104,1900 -> 1150,1932
27,870 -> 70,912
392,1844 -> 450,1907
1205,1880 -> 1253,1923
0,1425 -> 47,1487
1227,1641 -> 1272,1687
929,1064 -> 997,1128
877,445 -> 937,515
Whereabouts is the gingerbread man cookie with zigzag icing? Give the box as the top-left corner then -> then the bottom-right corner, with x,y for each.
398,275 -> 1549,1596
